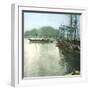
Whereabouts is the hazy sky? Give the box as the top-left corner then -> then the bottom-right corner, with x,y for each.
24,12 -> 80,32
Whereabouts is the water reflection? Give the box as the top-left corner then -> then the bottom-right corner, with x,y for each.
24,39 -> 80,77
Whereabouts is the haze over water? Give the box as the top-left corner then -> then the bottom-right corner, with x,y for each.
24,39 -> 71,77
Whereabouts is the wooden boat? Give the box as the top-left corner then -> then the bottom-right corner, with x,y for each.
28,38 -> 53,43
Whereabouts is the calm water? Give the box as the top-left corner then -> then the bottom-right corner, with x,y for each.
24,39 -> 80,77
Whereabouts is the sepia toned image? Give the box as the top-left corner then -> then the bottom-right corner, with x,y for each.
22,11 -> 80,78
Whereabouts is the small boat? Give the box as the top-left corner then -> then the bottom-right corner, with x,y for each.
28,38 -> 53,43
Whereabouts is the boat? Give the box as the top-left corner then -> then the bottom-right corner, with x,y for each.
28,38 -> 53,43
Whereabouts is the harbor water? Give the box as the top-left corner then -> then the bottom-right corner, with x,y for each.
24,39 -> 80,77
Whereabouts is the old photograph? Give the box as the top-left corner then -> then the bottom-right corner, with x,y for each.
22,11 -> 80,78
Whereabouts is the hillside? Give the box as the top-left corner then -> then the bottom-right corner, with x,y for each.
24,26 -> 59,39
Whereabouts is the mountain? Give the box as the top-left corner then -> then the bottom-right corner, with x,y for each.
24,26 -> 59,38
